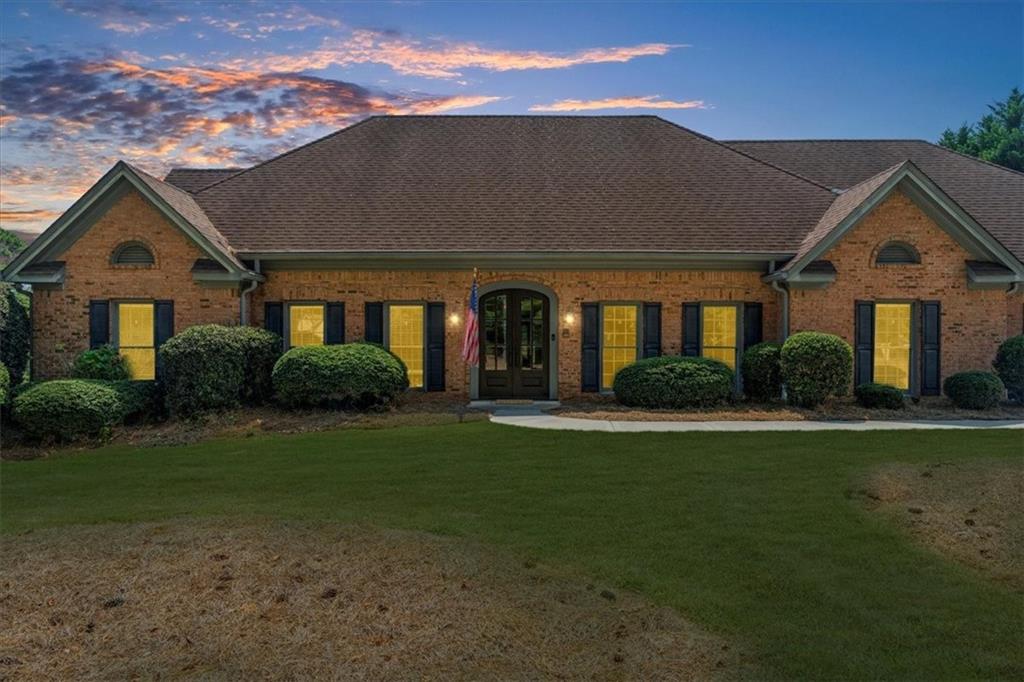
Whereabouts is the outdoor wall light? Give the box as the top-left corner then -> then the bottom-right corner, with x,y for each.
564,312 -> 576,325
449,313 -> 461,325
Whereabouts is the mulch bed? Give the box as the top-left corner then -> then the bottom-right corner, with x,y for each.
0,521 -> 733,680
857,459 -> 1023,591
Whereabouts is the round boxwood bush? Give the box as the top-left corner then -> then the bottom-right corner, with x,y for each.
0,283 -> 30,386
13,379 -> 122,441
993,335 -> 1024,404
0,363 -> 9,407
159,325 -> 246,416
71,345 -> 131,381
854,382 -> 905,410
780,332 -> 853,408
106,380 -> 163,422
741,342 -> 782,401
232,327 -> 282,405
272,343 -> 409,409
943,371 -> 1004,410
613,355 -> 733,409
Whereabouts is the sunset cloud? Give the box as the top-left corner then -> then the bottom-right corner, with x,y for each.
529,96 -> 706,112
227,30 -> 683,79
0,208 -> 63,224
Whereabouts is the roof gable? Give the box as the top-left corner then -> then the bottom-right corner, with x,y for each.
2,162 -> 252,282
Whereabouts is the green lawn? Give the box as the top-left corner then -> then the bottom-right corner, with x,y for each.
2,422 -> 1021,680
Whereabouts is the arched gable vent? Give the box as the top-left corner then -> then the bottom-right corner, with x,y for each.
875,242 -> 920,265
111,241 -> 155,265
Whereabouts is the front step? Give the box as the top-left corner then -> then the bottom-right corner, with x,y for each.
468,399 -> 561,411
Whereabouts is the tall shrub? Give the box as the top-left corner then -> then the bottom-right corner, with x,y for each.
158,325 -> 245,416
232,327 -> 282,404
0,283 -> 30,385
993,335 -> 1024,404
0,363 -> 9,407
741,342 -> 782,401
780,332 -> 853,408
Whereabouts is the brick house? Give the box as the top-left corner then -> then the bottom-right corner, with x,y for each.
4,116 -> 1022,400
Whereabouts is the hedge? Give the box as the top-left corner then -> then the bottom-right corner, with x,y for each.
106,380 -> 163,422
854,382 -> 905,410
71,345 -> 131,381
780,332 -> 853,408
0,283 -> 30,386
943,371 -> 1004,410
0,363 -> 9,407
741,342 -> 782,401
13,380 -> 123,441
993,335 -> 1024,404
159,325 -> 246,416
272,343 -> 409,409
613,355 -> 734,409
232,327 -> 282,405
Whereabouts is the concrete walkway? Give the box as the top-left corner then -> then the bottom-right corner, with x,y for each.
489,409 -> 1024,432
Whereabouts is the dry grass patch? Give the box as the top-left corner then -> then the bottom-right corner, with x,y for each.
0,521 -> 733,680
556,397 -> 1024,422
858,459 -> 1024,591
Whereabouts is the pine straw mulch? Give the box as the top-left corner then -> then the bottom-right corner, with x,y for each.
554,397 -> 1024,422
855,458 -> 1024,592
0,521 -> 735,680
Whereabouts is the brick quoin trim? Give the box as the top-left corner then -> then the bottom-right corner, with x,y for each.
31,189 -> 239,378
789,189 -> 1020,381
29,187 -> 1021,396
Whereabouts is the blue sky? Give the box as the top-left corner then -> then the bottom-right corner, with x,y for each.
1,1 -> 1020,233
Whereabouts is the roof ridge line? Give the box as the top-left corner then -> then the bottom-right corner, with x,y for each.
724,138 -> 930,143
194,116 -> 380,194
916,139 -> 1024,179
658,120 -> 835,193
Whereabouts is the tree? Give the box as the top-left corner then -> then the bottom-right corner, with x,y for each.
939,87 -> 1024,171
0,229 -> 26,261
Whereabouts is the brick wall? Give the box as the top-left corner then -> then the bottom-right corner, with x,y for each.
31,189 -> 240,378
251,269 -> 778,399
789,189 -> 1019,382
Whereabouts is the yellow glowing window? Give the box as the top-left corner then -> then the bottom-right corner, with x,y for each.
602,305 -> 638,390
117,302 -> 155,380
289,305 -> 324,347
873,303 -> 911,390
389,305 -> 424,389
702,305 -> 737,370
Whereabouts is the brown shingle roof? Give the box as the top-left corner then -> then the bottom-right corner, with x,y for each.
192,116 -> 836,254
726,140 -> 1024,261
164,168 -> 243,193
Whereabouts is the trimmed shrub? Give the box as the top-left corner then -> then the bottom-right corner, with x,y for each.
0,363 -> 9,407
993,335 -> 1024,404
0,283 -> 30,385
232,327 -> 282,404
741,342 -> 782,401
943,371 -> 1004,410
613,355 -> 734,409
780,332 -> 853,408
272,343 -> 409,409
854,382 -> 905,410
13,380 -> 122,441
107,380 -> 163,422
159,325 -> 246,416
71,345 -> 131,381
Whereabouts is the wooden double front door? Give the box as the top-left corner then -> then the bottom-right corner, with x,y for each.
479,289 -> 550,399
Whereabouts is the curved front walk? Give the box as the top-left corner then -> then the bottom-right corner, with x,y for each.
489,411 -> 1024,432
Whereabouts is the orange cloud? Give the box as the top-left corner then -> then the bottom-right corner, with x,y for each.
529,96 -> 707,112
227,30 -> 683,79
0,208 -> 63,224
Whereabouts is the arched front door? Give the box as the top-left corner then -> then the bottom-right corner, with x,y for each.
478,289 -> 550,399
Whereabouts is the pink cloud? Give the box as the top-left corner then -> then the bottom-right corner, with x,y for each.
529,96 -> 707,112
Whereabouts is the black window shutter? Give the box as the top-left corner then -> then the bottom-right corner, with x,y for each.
581,303 -> 600,392
426,302 -> 445,392
264,302 -> 284,345
364,302 -> 384,344
642,303 -> 662,358
682,303 -> 701,356
743,303 -> 763,349
920,301 -> 941,396
325,303 -> 345,345
854,301 -> 875,387
154,300 -> 174,347
89,300 -> 110,348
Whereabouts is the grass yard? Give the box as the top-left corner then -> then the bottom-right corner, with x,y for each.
2,422 -> 1022,680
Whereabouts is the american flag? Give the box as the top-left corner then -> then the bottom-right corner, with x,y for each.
461,272 -> 480,367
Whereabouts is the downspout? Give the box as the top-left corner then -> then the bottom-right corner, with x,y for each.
1009,282 -> 1021,295
767,260 -> 790,341
239,259 -> 261,326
